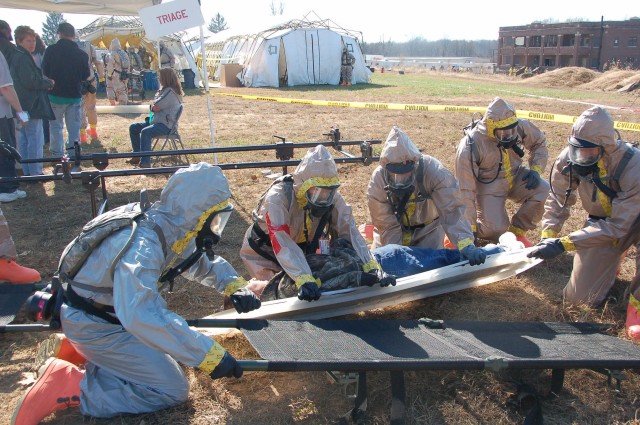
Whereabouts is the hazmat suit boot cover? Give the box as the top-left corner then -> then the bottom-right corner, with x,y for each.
34,334 -> 86,374
11,358 -> 83,425
0,259 -> 40,284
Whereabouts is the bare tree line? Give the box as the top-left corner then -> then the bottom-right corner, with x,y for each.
362,37 -> 498,59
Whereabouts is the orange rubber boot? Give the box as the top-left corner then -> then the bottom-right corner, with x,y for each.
11,358 -> 83,425
515,234 -> 534,248
79,129 -> 88,143
87,126 -> 98,141
0,259 -> 40,284
35,334 -> 86,373
626,295 -> 640,343
443,235 -> 456,249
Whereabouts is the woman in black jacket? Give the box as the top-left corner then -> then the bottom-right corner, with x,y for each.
10,26 -> 54,176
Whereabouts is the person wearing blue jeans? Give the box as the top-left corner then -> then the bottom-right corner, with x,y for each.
41,22 -> 90,159
128,121 -> 170,167
128,68 -> 183,168
49,102 -> 82,158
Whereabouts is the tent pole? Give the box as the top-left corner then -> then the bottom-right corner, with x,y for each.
199,25 -> 217,163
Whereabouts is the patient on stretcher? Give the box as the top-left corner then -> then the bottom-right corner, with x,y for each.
259,238 -> 504,301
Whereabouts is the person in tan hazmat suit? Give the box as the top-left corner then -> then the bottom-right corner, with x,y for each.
240,144 -> 396,301
454,97 -> 549,247
367,126 -> 486,266
528,106 -> 640,341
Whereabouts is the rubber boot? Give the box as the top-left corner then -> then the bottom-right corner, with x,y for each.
34,334 -> 86,374
443,234 -> 456,249
509,225 -> 533,248
87,126 -> 98,141
626,295 -> 640,343
79,129 -> 88,143
0,259 -> 40,284
11,358 -> 83,425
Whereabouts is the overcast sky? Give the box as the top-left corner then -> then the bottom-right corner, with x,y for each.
0,0 -> 636,43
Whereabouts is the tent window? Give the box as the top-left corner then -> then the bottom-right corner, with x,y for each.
345,43 -> 353,53
268,45 -> 278,55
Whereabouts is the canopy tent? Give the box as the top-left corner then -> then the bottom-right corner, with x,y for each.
0,0 -> 159,15
77,16 -> 201,87
213,15 -> 371,88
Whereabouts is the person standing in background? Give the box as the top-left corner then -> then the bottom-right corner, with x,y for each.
76,36 -> 105,142
9,26 -> 54,176
41,23 -> 90,159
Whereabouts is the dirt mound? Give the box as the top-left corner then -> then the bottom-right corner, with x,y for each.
525,67 -> 598,87
582,69 -> 640,91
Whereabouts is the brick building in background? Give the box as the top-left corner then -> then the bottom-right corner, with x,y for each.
498,18 -> 640,71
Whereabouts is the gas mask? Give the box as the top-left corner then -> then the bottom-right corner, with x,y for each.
494,123 -> 520,150
567,136 -> 603,177
383,161 -> 416,197
195,203 -> 234,259
305,186 -> 337,217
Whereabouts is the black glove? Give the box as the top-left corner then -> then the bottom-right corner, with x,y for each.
230,288 -> 262,313
297,281 -> 322,302
360,271 -> 380,287
210,352 -> 243,379
526,238 -> 565,260
460,244 -> 487,266
377,269 -> 397,287
521,169 -> 540,190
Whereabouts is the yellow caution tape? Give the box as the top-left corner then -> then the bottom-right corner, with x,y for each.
216,93 -> 640,132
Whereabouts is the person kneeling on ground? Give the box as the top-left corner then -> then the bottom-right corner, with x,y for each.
367,126 -> 486,266
528,106 -> 640,342
239,144 -> 397,302
11,163 -> 260,425
128,68 -> 182,168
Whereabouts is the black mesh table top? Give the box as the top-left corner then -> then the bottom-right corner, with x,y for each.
237,319 -> 640,372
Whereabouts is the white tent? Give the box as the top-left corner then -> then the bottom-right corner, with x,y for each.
77,16 -> 201,87
216,17 -> 371,88
0,0 -> 158,15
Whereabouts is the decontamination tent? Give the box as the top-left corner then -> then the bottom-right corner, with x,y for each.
217,17 -> 371,88
77,16 -> 201,86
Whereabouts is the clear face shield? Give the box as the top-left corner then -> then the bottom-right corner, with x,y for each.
384,170 -> 416,191
305,186 -> 337,208
494,124 -> 519,149
568,144 -> 602,167
209,203 -> 234,239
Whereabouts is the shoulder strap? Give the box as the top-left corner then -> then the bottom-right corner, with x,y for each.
415,156 -> 430,200
611,145 -> 636,188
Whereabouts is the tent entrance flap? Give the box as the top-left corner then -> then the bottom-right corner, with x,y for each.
278,39 -> 287,87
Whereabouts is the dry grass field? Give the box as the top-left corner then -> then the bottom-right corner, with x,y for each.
1,67 -> 640,424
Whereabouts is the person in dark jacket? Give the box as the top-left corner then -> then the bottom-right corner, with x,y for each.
41,23 -> 89,159
0,20 -> 17,67
10,26 -> 54,176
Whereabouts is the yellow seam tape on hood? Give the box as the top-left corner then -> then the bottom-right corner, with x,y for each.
172,199 -> 229,255
486,115 -> 518,139
296,177 -> 340,209
198,342 -> 227,374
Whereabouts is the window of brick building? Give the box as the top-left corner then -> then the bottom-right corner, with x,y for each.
579,34 -> 592,47
515,36 -> 525,47
544,35 -> 558,47
613,38 -> 619,47
562,34 -> 576,46
502,36 -> 513,47
529,36 -> 542,47
629,37 -> 638,48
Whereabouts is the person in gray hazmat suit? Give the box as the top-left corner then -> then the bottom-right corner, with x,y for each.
454,96 -> 550,247
239,144 -> 396,302
367,126 -> 486,266
11,163 -> 261,424
528,106 -> 640,341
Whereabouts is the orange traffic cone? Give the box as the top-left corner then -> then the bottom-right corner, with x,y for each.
34,334 -> 86,374
11,358 -> 83,425
0,259 -> 40,284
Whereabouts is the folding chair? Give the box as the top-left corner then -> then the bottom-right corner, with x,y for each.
151,104 -> 189,166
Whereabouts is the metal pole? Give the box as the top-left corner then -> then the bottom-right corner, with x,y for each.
199,25 -> 217,164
